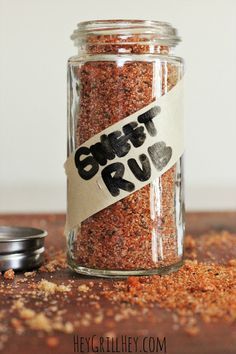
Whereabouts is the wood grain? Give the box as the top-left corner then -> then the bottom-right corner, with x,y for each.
0,213 -> 235,354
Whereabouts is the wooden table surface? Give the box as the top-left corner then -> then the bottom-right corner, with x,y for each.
0,212 -> 235,354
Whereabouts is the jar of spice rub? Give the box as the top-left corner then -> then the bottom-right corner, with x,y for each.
65,20 -> 185,277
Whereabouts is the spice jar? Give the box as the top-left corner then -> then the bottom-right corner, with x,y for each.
65,20 -> 185,277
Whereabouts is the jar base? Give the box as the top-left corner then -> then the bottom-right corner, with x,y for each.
68,259 -> 184,278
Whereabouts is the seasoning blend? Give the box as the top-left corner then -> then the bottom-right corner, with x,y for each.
66,20 -> 185,277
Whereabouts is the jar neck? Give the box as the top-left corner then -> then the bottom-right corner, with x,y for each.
71,20 -> 180,55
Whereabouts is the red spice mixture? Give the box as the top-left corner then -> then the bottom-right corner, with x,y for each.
69,34 -> 183,270
103,259 -> 236,330
0,225 -> 235,352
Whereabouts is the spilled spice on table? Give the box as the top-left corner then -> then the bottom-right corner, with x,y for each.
103,258 -> 236,334
3,269 -> 15,280
0,228 -> 235,352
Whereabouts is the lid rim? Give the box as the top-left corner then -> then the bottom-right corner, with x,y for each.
0,226 -> 47,242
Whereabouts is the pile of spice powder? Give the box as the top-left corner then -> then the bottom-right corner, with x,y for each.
102,257 -> 236,335
73,35 -> 183,270
0,228 -> 235,348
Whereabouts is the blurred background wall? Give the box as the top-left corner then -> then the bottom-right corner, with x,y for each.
0,0 -> 236,212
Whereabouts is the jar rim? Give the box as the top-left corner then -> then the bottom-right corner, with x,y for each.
71,19 -> 181,47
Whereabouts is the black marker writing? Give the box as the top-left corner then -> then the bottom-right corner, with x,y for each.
74,147 -> 99,180
101,163 -> 135,197
138,106 -> 160,136
74,104 -> 172,196
128,154 -> 151,181
148,142 -> 172,171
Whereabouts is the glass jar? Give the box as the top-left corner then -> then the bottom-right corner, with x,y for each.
66,20 -> 185,277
